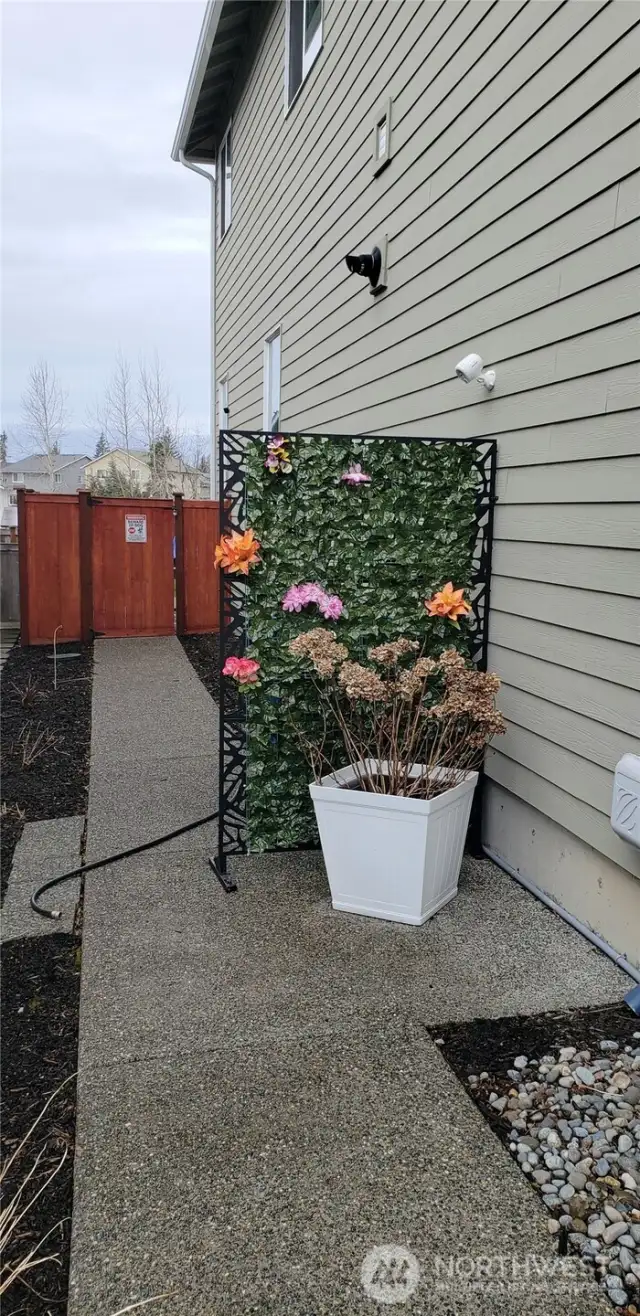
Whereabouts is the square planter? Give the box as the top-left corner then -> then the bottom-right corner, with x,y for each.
309,760 -> 478,925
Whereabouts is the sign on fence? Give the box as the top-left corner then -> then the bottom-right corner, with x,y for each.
125,513 -> 147,543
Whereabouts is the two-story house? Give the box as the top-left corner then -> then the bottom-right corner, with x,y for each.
1,453 -> 89,538
83,448 -> 210,498
173,0 -> 640,967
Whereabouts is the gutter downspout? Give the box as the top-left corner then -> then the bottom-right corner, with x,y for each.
178,151 -> 217,498
482,843 -> 640,985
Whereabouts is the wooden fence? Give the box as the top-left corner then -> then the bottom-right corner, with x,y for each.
17,489 -> 221,645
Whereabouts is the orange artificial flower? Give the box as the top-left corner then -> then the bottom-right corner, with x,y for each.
425,582 -> 471,621
214,528 -> 261,575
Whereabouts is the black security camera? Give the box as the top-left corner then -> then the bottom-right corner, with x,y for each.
345,246 -> 382,290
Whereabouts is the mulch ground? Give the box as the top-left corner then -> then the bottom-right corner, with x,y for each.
432,1002 -> 638,1078
1,934 -> 81,1313
1,642 -> 93,901
1,641 -> 92,1313
179,631 -> 220,701
431,999 -> 638,1159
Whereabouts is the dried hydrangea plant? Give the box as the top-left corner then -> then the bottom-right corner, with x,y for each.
288,630 -> 505,798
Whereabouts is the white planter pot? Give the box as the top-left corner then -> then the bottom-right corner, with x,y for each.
309,760 -> 478,925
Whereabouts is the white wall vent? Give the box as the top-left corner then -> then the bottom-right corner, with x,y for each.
611,754 -> 640,848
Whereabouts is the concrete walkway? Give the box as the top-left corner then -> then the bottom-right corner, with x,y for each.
69,637 -> 630,1316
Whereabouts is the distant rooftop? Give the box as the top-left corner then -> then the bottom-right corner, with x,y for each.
2,454 -> 89,472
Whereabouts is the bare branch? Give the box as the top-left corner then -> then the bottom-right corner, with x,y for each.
20,361 -> 69,487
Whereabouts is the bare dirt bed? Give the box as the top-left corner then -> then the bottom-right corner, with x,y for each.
1,934 -> 81,1314
1,642 -> 93,901
179,631 -> 220,700
1,641 -> 92,1313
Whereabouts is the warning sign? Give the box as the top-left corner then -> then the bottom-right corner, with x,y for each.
125,514 -> 147,543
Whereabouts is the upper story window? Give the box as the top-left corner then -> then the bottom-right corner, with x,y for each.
54,473 -> 61,484
12,473 -> 25,484
263,329 -> 281,432
218,124 -> 232,240
287,0 -> 322,108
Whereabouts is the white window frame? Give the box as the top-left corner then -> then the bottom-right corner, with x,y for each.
263,328 -> 282,433
285,0 -> 323,112
217,122 -> 232,242
12,472 -> 25,484
9,492 -> 17,505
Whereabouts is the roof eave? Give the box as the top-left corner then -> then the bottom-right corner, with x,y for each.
171,0 -> 224,162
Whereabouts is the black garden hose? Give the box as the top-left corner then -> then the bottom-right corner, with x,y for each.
30,811 -> 219,920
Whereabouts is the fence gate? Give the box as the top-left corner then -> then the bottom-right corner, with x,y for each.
91,497 -> 175,638
18,490 -> 221,644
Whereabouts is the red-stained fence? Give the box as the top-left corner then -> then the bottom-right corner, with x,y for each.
174,495 -> 221,636
18,489 -> 221,645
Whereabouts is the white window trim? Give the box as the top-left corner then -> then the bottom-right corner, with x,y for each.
284,0 -> 323,115
217,121 -> 232,244
263,327 -> 282,432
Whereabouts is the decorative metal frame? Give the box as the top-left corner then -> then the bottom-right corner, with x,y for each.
210,430 -> 497,891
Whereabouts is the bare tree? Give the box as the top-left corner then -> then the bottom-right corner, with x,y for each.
180,429 -> 210,498
137,353 -> 184,497
20,362 -> 69,488
89,352 -> 138,480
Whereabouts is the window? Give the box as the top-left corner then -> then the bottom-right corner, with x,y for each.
54,473 -> 61,484
372,99 -> 392,176
9,493 -> 17,505
218,377 -> 229,431
218,124 -> 232,240
263,329 -> 281,432
11,473 -> 24,484
287,0 -> 322,107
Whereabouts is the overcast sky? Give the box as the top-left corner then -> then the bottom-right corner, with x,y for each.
1,0 -> 210,457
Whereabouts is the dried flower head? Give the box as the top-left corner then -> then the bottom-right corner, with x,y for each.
369,638 -> 419,665
288,628 -> 348,676
338,662 -> 387,702
395,657 -> 438,701
437,648 -> 466,672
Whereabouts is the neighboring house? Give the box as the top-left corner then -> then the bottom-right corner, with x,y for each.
173,0 -> 640,965
83,448 -> 210,499
1,453 -> 89,537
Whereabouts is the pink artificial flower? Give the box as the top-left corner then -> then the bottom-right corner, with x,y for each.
282,585 -> 306,612
282,583 -> 344,620
341,463 -> 371,485
298,583 -> 323,606
222,656 -> 261,685
320,593 -> 343,620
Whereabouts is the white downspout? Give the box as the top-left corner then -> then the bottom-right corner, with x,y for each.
178,151 -> 218,498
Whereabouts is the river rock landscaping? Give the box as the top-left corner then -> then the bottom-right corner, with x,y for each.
436,1003 -> 640,1314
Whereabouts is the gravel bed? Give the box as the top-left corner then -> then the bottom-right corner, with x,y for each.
435,1006 -> 640,1313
